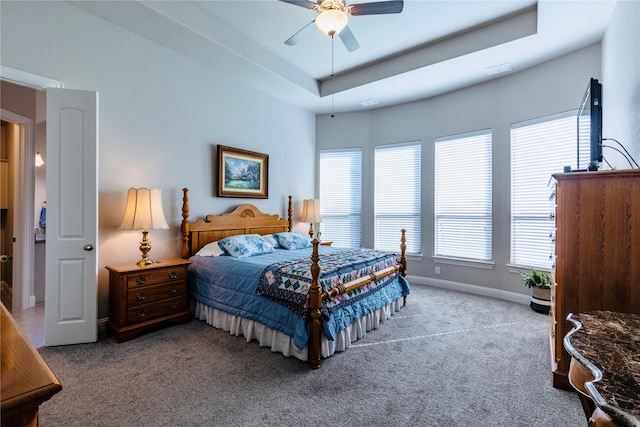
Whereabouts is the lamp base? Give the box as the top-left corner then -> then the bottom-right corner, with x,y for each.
137,229 -> 154,266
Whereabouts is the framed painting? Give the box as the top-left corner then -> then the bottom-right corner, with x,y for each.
217,145 -> 268,198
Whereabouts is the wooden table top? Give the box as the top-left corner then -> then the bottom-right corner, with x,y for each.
1,302 -> 62,416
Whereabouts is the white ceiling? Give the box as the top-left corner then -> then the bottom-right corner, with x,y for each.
70,0 -> 617,114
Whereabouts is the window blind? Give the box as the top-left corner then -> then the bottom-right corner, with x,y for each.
435,130 -> 492,261
319,149 -> 362,248
374,142 -> 421,254
511,111 -> 576,269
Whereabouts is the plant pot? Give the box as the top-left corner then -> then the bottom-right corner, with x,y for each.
530,287 -> 551,314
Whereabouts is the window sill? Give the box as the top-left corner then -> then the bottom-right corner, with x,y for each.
432,256 -> 495,270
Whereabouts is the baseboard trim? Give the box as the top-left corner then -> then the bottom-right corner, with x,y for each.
406,275 -> 530,306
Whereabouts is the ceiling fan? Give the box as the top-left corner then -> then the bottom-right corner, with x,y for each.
280,0 -> 404,52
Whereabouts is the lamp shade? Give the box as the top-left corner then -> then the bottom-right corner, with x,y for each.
300,199 -> 322,224
119,187 -> 169,231
315,9 -> 348,36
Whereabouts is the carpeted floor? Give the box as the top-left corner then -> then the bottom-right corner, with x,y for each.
38,284 -> 584,426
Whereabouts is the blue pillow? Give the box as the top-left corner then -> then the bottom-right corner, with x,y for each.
273,232 -> 312,250
218,234 -> 275,258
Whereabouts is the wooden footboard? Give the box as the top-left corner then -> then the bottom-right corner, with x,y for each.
180,188 -> 408,369
307,229 -> 407,369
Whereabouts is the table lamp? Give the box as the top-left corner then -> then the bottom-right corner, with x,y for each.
119,187 -> 169,266
300,199 -> 321,238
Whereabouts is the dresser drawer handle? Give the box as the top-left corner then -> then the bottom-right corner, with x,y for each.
136,310 -> 148,318
168,302 -> 179,310
168,271 -> 178,279
168,286 -> 178,294
136,292 -> 147,300
136,275 -> 148,284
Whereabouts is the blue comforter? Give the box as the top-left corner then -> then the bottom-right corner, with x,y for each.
188,246 -> 410,350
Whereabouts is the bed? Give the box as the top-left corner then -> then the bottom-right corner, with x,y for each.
180,188 -> 409,368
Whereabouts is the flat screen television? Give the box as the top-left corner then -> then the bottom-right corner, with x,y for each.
576,78 -> 602,171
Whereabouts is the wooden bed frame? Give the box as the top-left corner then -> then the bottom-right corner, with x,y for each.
180,188 -> 408,368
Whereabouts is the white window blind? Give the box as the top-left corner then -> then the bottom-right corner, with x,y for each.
435,130 -> 492,261
319,149 -> 362,248
374,142 -> 422,254
511,111 -> 576,269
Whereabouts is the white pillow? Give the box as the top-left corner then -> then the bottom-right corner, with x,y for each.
195,241 -> 225,257
262,234 -> 280,248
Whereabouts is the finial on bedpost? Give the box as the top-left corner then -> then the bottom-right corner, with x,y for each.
181,188 -> 190,259
308,238 -> 322,369
288,195 -> 293,232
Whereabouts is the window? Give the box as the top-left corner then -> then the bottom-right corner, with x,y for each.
319,149 -> 362,248
374,142 -> 421,254
511,111 -> 576,269
435,130 -> 492,261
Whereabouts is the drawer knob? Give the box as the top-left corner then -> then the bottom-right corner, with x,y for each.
136,292 -> 147,300
168,302 -> 178,309
136,275 -> 148,284
169,286 -> 178,294
168,271 -> 178,279
136,310 -> 148,318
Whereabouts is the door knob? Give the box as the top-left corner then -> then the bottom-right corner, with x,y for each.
0,254 -> 12,263
83,244 -> 94,251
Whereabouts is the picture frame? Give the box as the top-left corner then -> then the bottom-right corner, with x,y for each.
217,145 -> 268,199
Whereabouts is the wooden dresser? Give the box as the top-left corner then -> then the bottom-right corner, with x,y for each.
106,258 -> 191,342
1,303 -> 61,426
550,169 -> 640,389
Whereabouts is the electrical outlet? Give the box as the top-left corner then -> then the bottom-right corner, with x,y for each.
435,266 -> 441,275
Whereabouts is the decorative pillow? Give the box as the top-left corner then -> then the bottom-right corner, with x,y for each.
273,232 -> 312,250
262,234 -> 280,248
218,234 -> 275,258
194,241 -> 225,257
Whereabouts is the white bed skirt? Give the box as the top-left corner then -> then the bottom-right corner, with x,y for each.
193,298 -> 404,361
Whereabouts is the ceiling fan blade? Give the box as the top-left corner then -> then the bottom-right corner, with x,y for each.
279,0 -> 317,10
348,0 -> 404,16
285,20 -> 316,46
339,25 -> 360,52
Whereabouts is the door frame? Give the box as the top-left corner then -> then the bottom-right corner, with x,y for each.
0,109 -> 33,311
0,66 -> 63,311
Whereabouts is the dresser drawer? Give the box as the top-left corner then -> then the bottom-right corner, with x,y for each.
127,296 -> 188,325
127,282 -> 187,307
126,266 -> 187,289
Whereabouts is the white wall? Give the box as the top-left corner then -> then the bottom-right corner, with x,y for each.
1,1 -> 316,317
317,45 -> 603,298
602,0 -> 640,169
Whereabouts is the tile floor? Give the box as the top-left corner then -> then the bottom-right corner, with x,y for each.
10,304 -> 45,348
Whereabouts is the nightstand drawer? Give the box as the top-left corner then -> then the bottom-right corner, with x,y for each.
127,282 -> 187,307
127,296 -> 188,325
126,266 -> 187,289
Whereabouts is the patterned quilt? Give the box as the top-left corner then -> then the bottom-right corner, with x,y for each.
256,248 -> 400,320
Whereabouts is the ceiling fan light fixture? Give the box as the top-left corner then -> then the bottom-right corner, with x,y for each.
315,9 -> 348,36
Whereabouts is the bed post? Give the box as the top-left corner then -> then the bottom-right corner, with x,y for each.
181,188 -> 190,259
308,239 -> 322,369
399,228 -> 407,277
400,229 -> 408,306
287,195 -> 293,232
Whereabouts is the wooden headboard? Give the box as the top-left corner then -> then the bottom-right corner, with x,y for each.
180,188 -> 292,258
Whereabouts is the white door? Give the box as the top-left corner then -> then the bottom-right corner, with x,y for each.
44,88 -> 98,346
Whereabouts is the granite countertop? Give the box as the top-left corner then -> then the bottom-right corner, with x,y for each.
564,311 -> 640,427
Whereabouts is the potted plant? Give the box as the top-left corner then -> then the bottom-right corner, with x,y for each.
521,269 -> 551,314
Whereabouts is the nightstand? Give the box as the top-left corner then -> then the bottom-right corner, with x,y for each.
106,258 -> 191,342
320,241 -> 333,246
